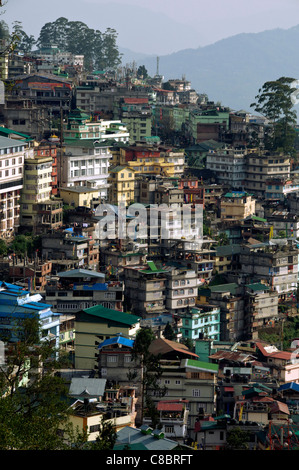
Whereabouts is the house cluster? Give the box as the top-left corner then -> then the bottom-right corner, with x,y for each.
1,43 -> 299,451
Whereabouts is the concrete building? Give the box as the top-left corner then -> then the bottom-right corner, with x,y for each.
220,191 -> 256,221
20,149 -> 63,234
244,151 -> 290,197
206,146 -> 247,189
148,337 -> 218,439
0,136 -> 26,239
164,267 -> 200,316
0,281 -> 60,346
180,306 -> 221,343
107,165 -> 135,206
61,140 -> 112,199
244,282 -> 279,339
44,268 -> 124,313
239,239 -> 299,297
74,304 -> 140,370
41,229 -> 99,272
123,262 -> 168,318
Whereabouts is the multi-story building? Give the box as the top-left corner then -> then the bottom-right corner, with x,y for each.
220,191 -> 256,221
3,72 -> 73,137
0,281 -> 60,346
20,149 -> 63,234
206,146 -> 247,189
44,268 -> 124,313
244,282 -> 279,339
266,210 -> 299,239
61,140 -> 112,199
107,166 -> 135,206
62,108 -> 130,143
119,143 -> 185,178
186,107 -> 230,144
168,238 -> 216,284
148,337 -> 218,440
244,151 -> 290,197
123,262 -> 168,318
178,177 -> 205,206
0,136 -> 26,239
74,304 -> 140,370
239,239 -> 299,297
114,97 -> 152,144
180,306 -> 221,342
41,229 -> 99,272
164,267 -> 200,316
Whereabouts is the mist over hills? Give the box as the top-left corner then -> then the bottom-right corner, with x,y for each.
128,25 -> 299,114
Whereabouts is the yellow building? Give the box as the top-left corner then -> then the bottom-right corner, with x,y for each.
20,153 -> 63,233
74,305 -> 140,370
119,146 -> 185,178
108,166 -> 135,206
220,191 -> 256,221
60,186 -> 99,208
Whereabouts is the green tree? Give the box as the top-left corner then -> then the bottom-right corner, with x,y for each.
163,322 -> 175,341
137,65 -> 148,79
12,20 -> 35,53
250,76 -> 297,154
225,427 -> 250,450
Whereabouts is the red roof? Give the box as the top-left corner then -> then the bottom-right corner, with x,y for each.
157,403 -> 184,412
123,98 -> 148,104
224,387 -> 234,392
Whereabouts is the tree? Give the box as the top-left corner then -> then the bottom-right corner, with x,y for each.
130,328 -> 166,427
163,322 -> 175,341
36,18 -> 122,72
0,317 -> 97,450
225,427 -> 250,450
12,21 -> 35,53
137,65 -> 148,79
250,77 -> 297,154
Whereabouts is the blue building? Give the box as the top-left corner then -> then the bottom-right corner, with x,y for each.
0,281 -> 60,346
180,306 -> 221,343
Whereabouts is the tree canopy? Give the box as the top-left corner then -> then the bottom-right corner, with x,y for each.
250,76 -> 297,154
36,17 -> 122,71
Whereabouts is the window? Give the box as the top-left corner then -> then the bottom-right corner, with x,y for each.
107,355 -> 117,363
192,389 -> 200,397
89,424 -> 100,433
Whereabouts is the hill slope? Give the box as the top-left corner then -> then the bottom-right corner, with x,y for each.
137,25 -> 299,112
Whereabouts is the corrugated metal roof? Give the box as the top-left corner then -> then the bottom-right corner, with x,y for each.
69,378 -> 106,398
98,335 -> 134,350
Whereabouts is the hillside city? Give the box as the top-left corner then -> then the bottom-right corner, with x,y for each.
1,17 -> 299,452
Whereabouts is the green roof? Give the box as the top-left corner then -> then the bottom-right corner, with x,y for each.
0,127 -> 33,141
209,283 -> 239,295
82,305 -> 140,325
186,358 -> 218,373
246,283 -> 270,292
109,165 -> 133,173
246,215 -> 267,223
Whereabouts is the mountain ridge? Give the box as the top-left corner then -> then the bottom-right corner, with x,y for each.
126,24 -> 299,113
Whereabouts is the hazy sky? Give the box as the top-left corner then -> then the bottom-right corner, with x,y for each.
3,0 -> 299,55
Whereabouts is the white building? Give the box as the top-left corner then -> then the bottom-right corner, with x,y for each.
206,146 -> 246,189
62,140 -> 112,198
0,136 -> 28,238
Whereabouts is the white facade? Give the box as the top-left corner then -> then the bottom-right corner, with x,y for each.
0,137 -> 27,238
63,142 -> 112,198
206,147 -> 246,189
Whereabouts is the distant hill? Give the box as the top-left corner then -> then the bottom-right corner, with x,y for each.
133,25 -> 299,114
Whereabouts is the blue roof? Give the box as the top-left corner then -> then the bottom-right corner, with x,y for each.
278,382 -> 299,393
98,335 -> 134,350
